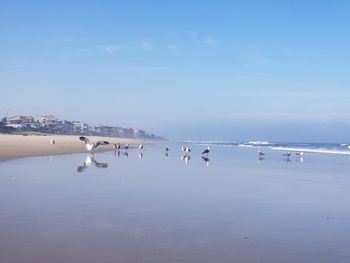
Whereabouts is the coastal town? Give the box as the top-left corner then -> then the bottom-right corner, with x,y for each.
0,114 -> 162,140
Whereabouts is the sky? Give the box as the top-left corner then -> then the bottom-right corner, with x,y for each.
0,0 -> 349,142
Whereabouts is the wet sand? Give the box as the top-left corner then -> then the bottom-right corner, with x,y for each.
0,134 -> 157,161
0,145 -> 350,263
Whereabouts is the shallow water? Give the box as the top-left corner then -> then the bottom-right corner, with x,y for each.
1,145 -> 350,263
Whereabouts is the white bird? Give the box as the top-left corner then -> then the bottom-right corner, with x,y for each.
79,136 -> 109,152
202,146 -> 210,155
50,138 -> 55,145
124,144 -> 129,151
296,152 -> 304,157
185,146 -> 191,154
139,142 -> 144,151
181,145 -> 186,152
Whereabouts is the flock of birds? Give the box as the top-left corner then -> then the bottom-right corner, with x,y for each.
258,149 -> 304,162
50,136 -> 305,169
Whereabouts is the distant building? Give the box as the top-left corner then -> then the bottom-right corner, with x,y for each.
33,115 -> 58,128
7,115 -> 34,124
73,121 -> 90,134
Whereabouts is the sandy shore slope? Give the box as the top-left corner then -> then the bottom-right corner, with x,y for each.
0,134 -> 157,161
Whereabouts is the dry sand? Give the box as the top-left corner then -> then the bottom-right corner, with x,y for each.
0,134 -> 156,161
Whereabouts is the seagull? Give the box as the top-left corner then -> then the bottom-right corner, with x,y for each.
181,145 -> 186,152
139,142 -> 144,151
185,146 -> 191,154
165,147 -> 170,152
79,136 -> 109,152
124,144 -> 129,151
77,154 -> 108,172
258,150 -> 265,157
202,146 -> 210,156
296,152 -> 304,157
283,152 -> 291,158
114,143 -> 121,150
50,138 -> 55,145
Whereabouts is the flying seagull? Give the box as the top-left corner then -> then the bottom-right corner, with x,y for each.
79,136 -> 109,152
202,146 -> 210,156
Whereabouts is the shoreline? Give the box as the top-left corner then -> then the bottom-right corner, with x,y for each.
0,134 -> 160,161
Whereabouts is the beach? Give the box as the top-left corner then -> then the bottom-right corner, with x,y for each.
0,134 -> 153,161
1,145 -> 350,262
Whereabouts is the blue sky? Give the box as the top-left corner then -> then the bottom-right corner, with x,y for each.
1,1 -> 349,142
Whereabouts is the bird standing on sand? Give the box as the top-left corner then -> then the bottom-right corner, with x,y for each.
50,138 -> 55,145
79,136 -> 109,152
296,152 -> 304,157
283,152 -> 291,158
202,146 -> 210,156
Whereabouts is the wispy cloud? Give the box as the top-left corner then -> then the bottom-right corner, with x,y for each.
204,37 -> 218,46
141,38 -> 153,51
167,43 -> 177,50
100,45 -> 122,55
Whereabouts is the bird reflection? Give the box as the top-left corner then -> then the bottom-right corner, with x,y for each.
139,152 -> 143,160
258,157 -> 265,164
165,147 -> 169,158
113,150 -> 121,158
283,157 -> 291,163
181,154 -> 191,165
202,156 -> 210,167
77,154 -> 108,172
123,151 -> 129,160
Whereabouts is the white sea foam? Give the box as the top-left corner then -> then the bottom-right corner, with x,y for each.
238,144 -> 256,148
248,141 -> 273,146
271,146 -> 350,155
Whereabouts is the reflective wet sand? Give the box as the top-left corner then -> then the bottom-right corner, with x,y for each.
1,145 -> 350,263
